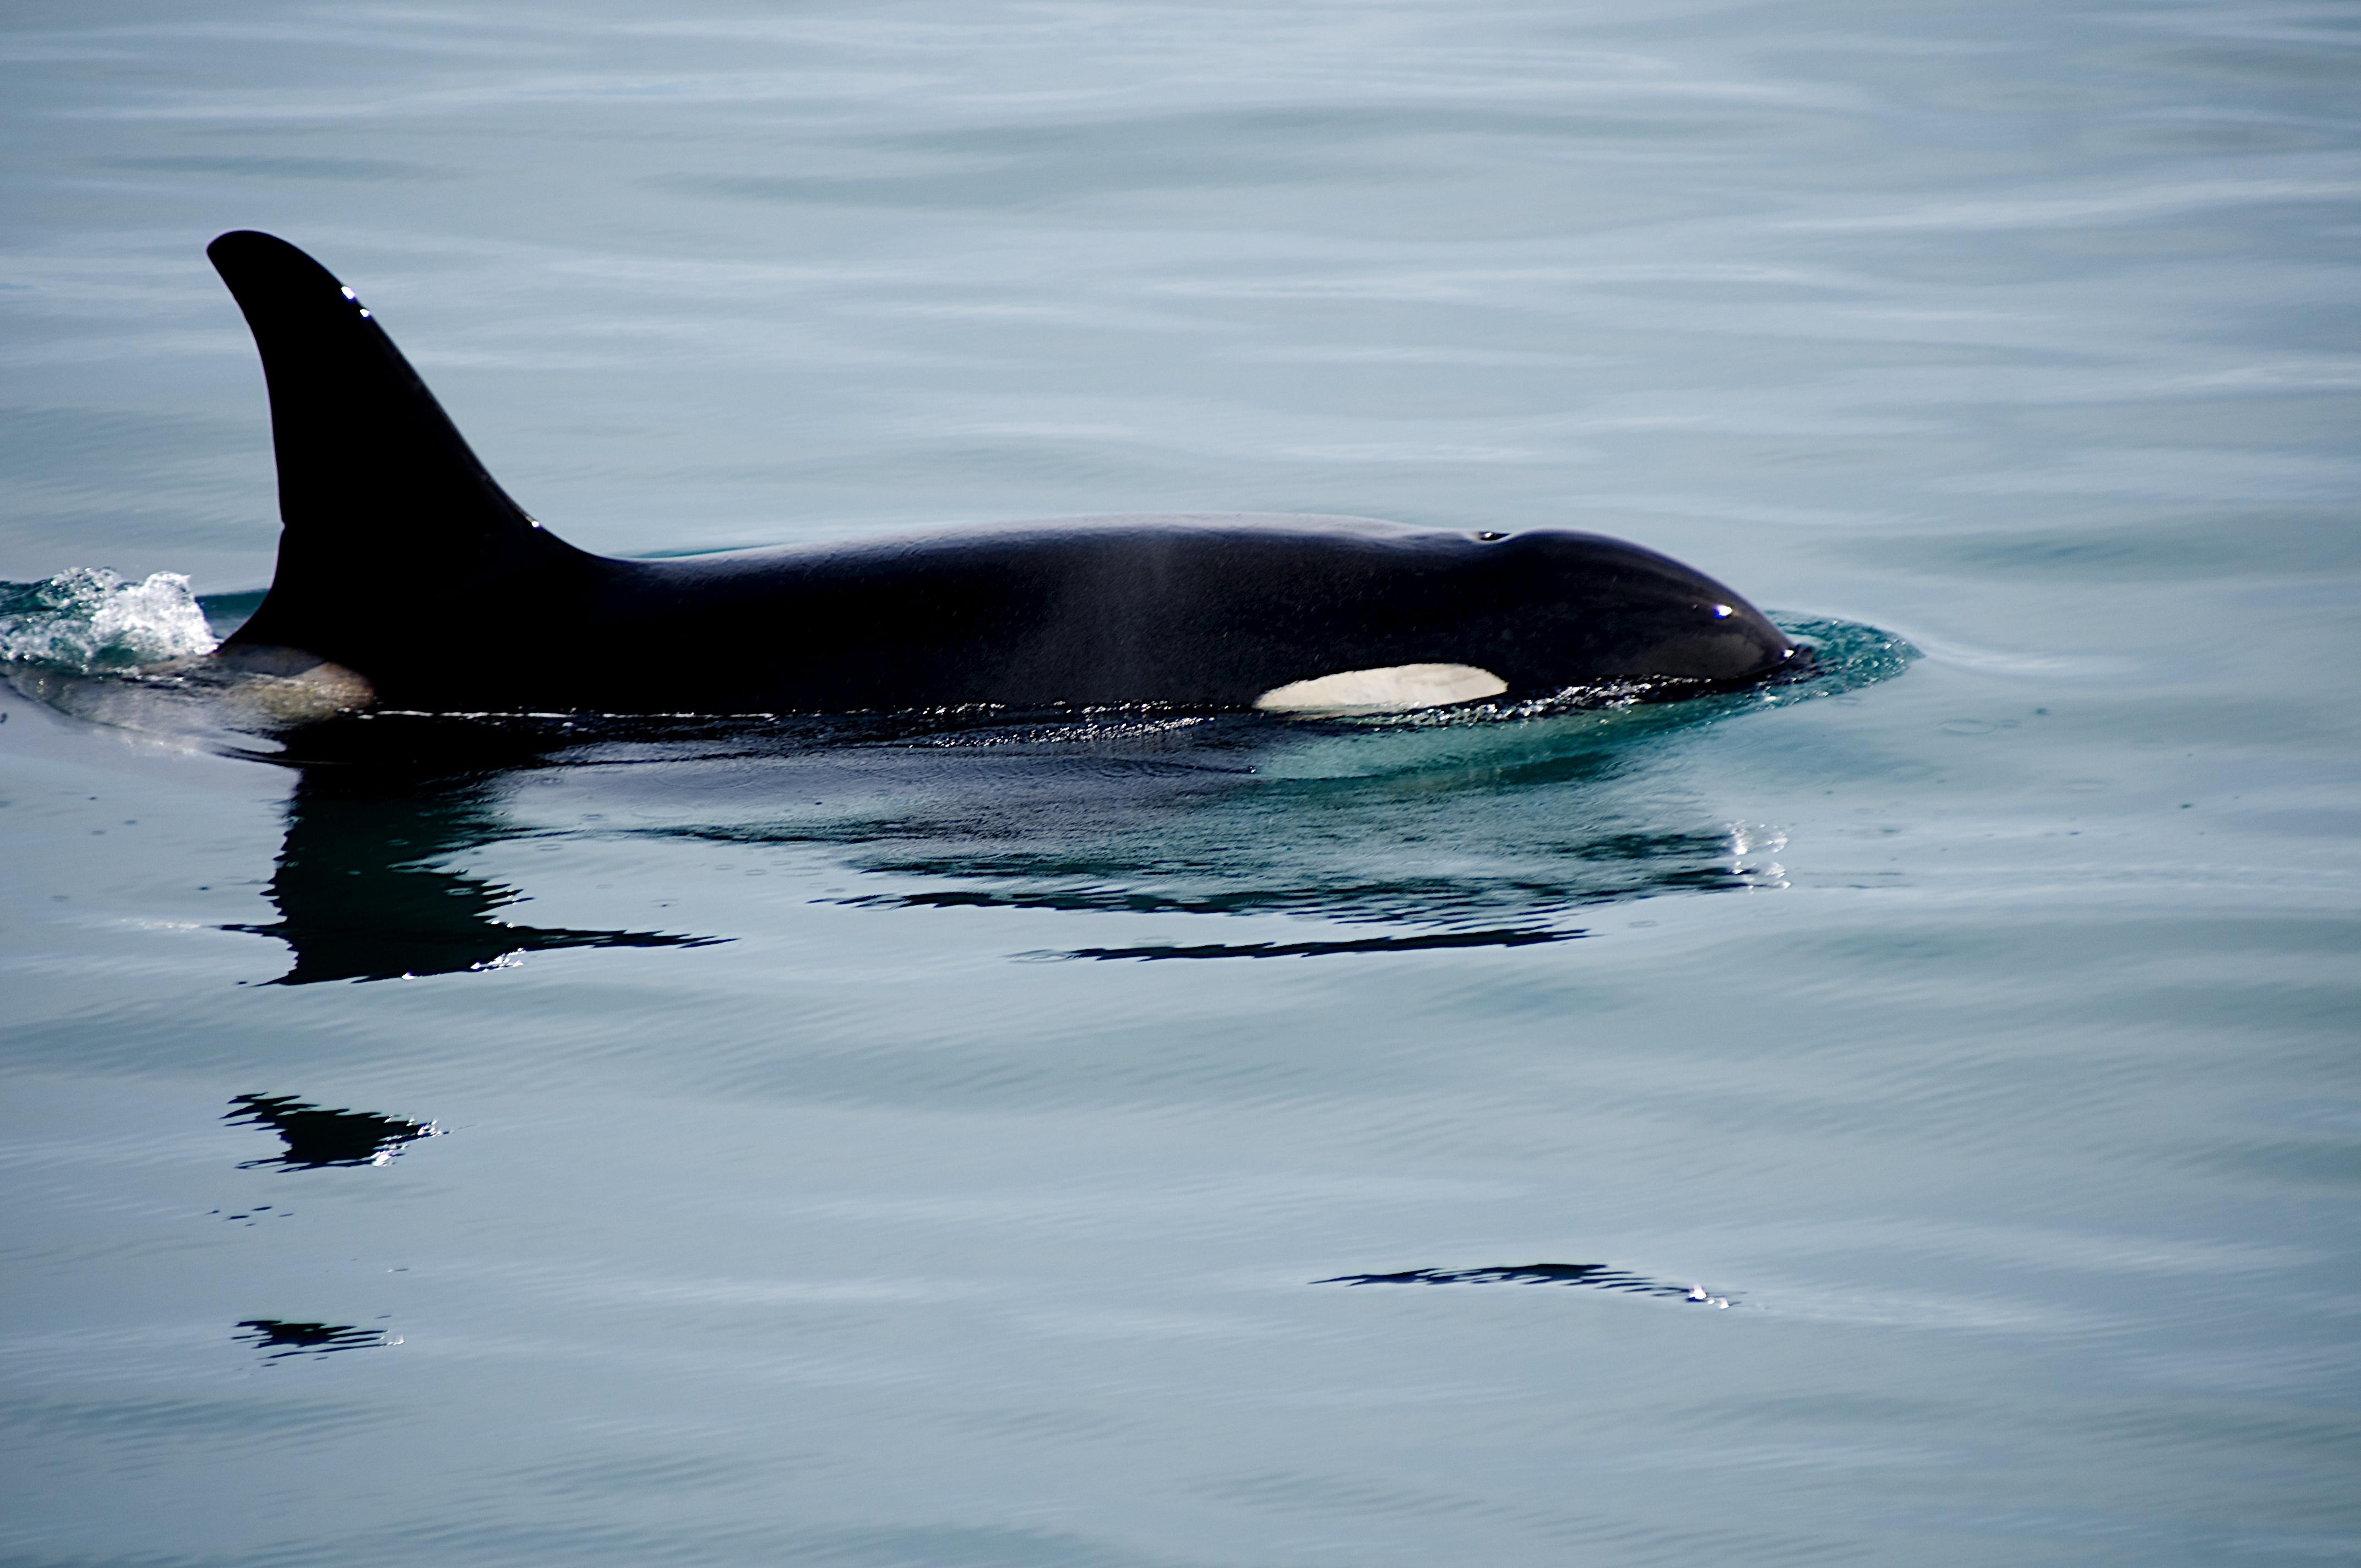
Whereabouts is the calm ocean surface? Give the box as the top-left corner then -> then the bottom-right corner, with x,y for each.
4,2 -> 2359,1562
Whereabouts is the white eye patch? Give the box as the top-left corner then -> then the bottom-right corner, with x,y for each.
1253,662 -> 1508,715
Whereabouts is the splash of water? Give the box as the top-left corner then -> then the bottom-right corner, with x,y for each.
0,568 -> 219,673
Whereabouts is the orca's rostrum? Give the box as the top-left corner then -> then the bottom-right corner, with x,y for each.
204,231 -> 1797,718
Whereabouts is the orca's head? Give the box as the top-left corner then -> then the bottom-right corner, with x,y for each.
1508,530 -> 1797,685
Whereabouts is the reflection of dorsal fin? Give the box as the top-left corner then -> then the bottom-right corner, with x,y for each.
206,231 -> 578,665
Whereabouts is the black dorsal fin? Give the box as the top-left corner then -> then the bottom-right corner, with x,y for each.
208,230 -> 577,665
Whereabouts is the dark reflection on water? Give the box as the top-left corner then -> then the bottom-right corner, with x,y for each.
233,705 -> 1781,980
1040,928 -> 1580,961
139,614 -> 1898,981
209,1205 -> 290,1227
225,1093 -> 439,1170
210,699 -> 1770,977
662,782 -> 1771,955
839,827 -> 1760,920
603,620 -> 1895,956
829,818 -> 1769,959
233,1320 -> 396,1361
1318,1264 -> 1735,1304
226,770 -> 726,985
673,749 -> 1785,959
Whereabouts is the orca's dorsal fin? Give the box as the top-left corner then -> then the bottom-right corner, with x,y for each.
208,230 -> 576,664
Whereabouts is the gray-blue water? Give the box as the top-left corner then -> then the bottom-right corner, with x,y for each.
4,3 -> 2359,1562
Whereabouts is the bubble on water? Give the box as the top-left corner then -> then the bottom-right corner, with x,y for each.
0,567 -> 220,673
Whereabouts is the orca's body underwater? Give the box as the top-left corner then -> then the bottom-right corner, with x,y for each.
204,231 -> 1796,717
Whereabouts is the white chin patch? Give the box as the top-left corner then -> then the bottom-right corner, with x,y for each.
1253,662 -> 1508,716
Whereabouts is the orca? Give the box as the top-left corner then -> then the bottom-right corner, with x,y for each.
204,230 -> 1796,717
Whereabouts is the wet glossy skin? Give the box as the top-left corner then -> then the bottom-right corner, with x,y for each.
206,231 -> 1793,715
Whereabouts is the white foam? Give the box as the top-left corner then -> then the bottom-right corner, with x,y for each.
0,567 -> 219,673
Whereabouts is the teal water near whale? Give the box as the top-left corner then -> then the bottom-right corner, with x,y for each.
4,2 -> 2359,1563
